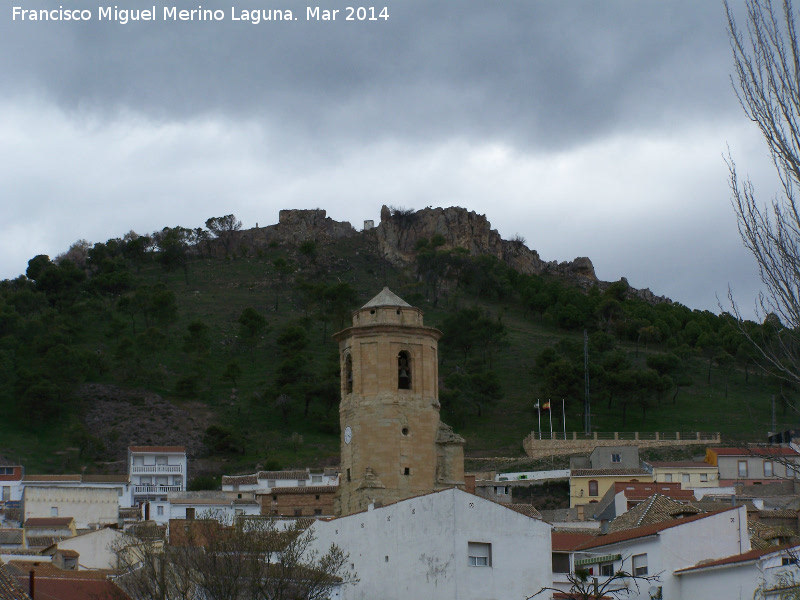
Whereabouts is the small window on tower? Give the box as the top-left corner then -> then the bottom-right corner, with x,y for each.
398,351 -> 412,390
404,467 -> 410,476
345,354 -> 353,394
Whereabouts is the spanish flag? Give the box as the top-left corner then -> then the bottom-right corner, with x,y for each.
542,401 -> 551,410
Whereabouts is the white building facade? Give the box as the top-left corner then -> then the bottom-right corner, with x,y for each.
308,487 -> 552,600
128,445 -> 187,512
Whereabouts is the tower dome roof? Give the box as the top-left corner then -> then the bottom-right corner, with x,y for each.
361,287 -> 411,309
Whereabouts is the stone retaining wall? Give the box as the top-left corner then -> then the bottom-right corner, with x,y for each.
523,432 -> 721,460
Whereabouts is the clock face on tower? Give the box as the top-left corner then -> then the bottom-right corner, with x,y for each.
344,426 -> 352,444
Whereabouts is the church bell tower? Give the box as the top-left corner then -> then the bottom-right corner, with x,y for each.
333,288 -> 465,516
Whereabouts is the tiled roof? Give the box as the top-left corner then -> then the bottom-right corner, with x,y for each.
759,509 -> 798,519
551,531 -> 598,552
24,517 -> 74,528
57,549 -> 80,557
710,447 -> 800,456
260,486 -> 336,495
0,562 -> 27,600
609,494 -> 695,532
0,530 -> 23,545
674,545 -> 796,573
6,561 -> 129,600
23,474 -> 82,482
169,497 -> 248,506
25,536 -> 66,548
578,507 -> 738,550
82,474 -> 129,483
222,475 -> 259,485
5,561 -> 113,579
504,504 -> 542,519
648,461 -> 715,468
256,470 -> 309,480
571,469 -> 651,477
128,446 -> 185,453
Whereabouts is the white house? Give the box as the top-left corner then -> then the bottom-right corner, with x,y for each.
42,526 -> 124,570
129,445 -> 187,511
307,487 -> 552,600
21,473 -> 133,508
221,468 -> 338,493
566,506 -> 749,599
675,544 -> 800,599
22,486 -> 118,530
165,491 -> 261,525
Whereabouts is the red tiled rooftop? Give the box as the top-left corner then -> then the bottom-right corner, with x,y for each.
576,507 -> 739,550
674,545 -> 797,573
24,517 -> 74,528
551,531 -> 597,551
258,485 -> 337,495
648,461 -> 715,468
571,469 -> 651,477
256,470 -> 309,480
23,474 -> 82,483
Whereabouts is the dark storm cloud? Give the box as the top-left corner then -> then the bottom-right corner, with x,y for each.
1,1 -> 734,150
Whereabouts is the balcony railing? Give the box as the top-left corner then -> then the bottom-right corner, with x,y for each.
131,465 -> 182,474
134,485 -> 182,495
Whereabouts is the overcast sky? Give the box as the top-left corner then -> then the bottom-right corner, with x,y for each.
0,0 -> 781,317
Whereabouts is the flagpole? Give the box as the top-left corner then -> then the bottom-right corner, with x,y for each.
537,400 -> 541,440
562,398 -> 566,440
548,399 -> 553,440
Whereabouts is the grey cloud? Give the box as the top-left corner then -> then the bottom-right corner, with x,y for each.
1,1 -> 738,150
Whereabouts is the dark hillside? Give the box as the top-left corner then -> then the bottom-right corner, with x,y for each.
0,206 -> 791,480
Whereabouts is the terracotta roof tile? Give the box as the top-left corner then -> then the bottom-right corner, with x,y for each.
256,471 -> 309,480
81,474 -> 129,483
222,475 -> 259,485
579,507 -> 738,549
24,518 -> 74,528
0,562 -> 27,600
258,486 -> 336,495
571,469 -> 651,477
648,461 -> 715,468
505,504 -> 542,519
23,475 -> 81,483
25,536 -> 66,548
0,530 -> 23,545
609,494 -> 695,532
551,531 -> 598,551
675,545 -> 797,573
758,509 -> 798,519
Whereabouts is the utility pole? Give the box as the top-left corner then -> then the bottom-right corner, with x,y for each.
584,329 -> 590,435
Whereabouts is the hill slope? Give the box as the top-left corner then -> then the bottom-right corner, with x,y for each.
0,206 -> 789,480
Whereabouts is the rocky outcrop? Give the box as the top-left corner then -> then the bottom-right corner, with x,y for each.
235,209 -> 357,250
375,205 -> 598,283
229,204 -> 667,305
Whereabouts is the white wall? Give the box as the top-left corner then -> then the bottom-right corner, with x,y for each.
55,527 -> 122,570
495,469 -> 570,482
23,487 -> 118,529
308,488 -> 552,600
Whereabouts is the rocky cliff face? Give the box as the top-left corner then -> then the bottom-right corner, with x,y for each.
235,205 -> 668,304
375,205 -> 598,284
237,209 -> 357,249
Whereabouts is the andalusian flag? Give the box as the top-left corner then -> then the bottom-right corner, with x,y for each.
542,401 -> 551,410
